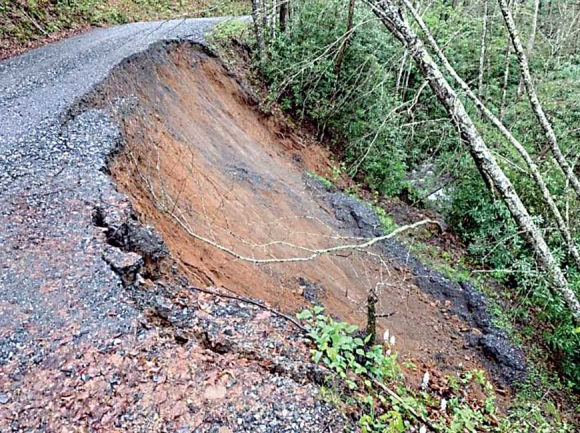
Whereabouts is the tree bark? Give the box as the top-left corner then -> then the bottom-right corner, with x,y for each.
251,0 -> 266,60
335,0 -> 357,78
363,0 -> 580,324
279,0 -> 288,32
498,0 -> 580,199
478,0 -> 489,99
499,40 -> 511,120
366,287 -> 378,344
270,0 -> 277,39
517,0 -> 540,98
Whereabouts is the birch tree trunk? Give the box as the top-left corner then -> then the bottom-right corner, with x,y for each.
517,0 -> 540,99
497,0 -> 580,199
478,0 -> 489,99
396,51 -> 408,95
400,0 -> 580,270
251,0 -> 266,60
363,0 -> 580,324
499,40 -> 511,120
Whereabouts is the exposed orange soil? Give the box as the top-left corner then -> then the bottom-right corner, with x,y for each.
105,44 -> 506,394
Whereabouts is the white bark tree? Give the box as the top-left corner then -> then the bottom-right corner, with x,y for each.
516,0 -> 540,99
497,0 -> 580,199
251,0 -> 266,60
363,0 -> 580,323
400,0 -> 580,269
478,0 -> 489,99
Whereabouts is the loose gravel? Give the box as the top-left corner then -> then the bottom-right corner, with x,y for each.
0,18 -> 352,431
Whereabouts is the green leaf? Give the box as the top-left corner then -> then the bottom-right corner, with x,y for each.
313,305 -> 325,315
296,310 -> 312,320
346,324 -> 359,334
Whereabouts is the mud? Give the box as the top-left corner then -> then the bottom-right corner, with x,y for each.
306,177 -> 526,384
86,42 -> 525,390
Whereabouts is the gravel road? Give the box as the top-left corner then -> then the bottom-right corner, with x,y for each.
0,16 -> 526,430
0,19 -> 352,431
0,17 -> 227,365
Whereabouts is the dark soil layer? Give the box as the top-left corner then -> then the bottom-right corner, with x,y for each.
309,181 -> 526,386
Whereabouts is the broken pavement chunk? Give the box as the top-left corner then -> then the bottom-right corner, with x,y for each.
103,246 -> 144,286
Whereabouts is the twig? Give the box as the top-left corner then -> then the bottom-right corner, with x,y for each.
369,376 -> 440,432
18,7 -> 48,35
188,285 -> 306,332
377,311 -> 396,318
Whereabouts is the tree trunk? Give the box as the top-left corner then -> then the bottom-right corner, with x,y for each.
498,0 -> 580,199
396,51 -> 408,95
279,0 -> 288,32
334,0 -> 356,78
517,0 -> 540,98
364,0 -> 580,324
366,287 -> 378,344
478,0 -> 489,99
499,40 -> 511,120
270,0 -> 277,39
251,0 -> 266,60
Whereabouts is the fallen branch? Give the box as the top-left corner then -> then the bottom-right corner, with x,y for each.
164,194 -> 441,265
188,285 -> 306,332
132,152 -> 442,264
370,375 -> 440,432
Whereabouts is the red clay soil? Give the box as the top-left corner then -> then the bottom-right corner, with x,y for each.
99,44 -> 510,398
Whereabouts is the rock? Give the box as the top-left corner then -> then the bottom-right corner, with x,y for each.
0,393 -> 10,404
153,295 -> 174,319
298,278 -> 325,305
329,193 -> 383,238
480,333 -> 526,375
102,247 -> 144,286
105,219 -> 169,279
107,219 -> 169,263
204,385 -> 227,400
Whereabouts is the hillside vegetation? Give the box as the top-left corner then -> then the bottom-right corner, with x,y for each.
249,0 -> 580,385
214,0 -> 580,429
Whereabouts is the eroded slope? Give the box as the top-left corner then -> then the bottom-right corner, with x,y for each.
101,43 -> 521,386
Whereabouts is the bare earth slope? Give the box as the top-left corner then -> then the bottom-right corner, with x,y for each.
0,20 -> 524,430
0,19 -> 349,431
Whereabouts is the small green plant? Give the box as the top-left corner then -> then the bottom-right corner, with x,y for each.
294,307 -> 553,431
374,205 -> 398,234
330,161 -> 347,182
297,306 -> 400,389
306,171 -> 334,190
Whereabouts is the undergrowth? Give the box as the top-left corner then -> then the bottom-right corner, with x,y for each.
297,307 -> 573,432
